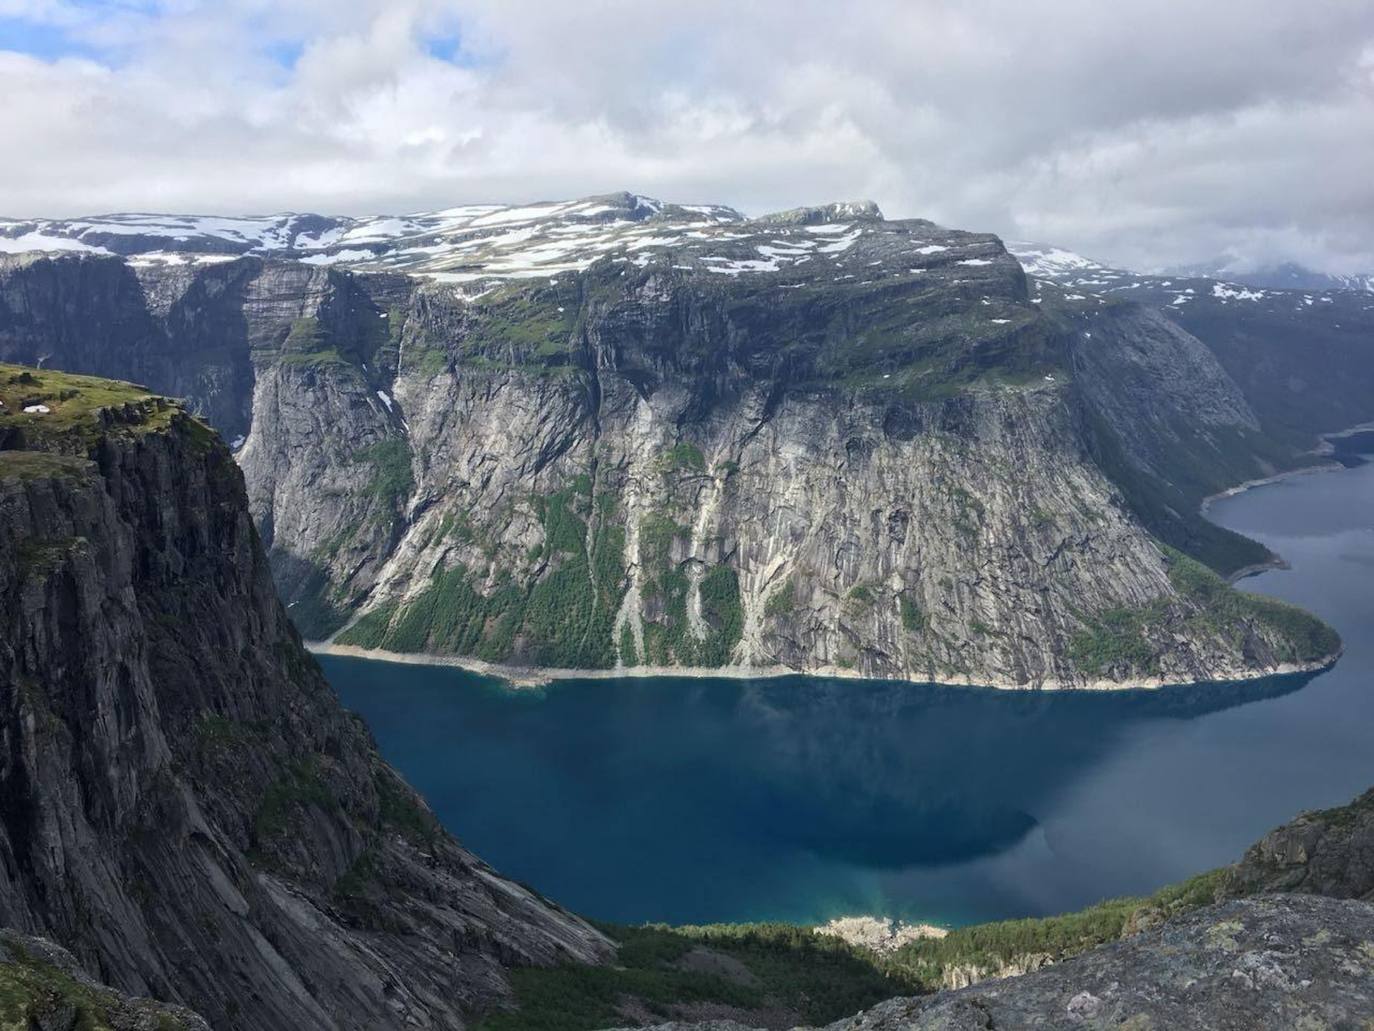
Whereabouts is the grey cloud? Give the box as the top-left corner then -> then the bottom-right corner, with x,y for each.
1,0 -> 1371,272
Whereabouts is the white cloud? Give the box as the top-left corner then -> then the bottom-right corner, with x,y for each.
1,0 -> 1372,272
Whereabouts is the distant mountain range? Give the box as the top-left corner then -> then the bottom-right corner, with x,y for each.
1007,242 -> 1374,298
1166,259 -> 1374,294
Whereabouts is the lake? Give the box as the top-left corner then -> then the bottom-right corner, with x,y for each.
322,454 -> 1374,928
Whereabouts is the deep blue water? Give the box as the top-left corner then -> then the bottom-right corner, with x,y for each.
322,456 -> 1374,928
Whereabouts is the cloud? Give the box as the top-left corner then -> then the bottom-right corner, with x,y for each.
1,0 -> 1372,272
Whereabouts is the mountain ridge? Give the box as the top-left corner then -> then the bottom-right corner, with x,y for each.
0,197 -> 1364,688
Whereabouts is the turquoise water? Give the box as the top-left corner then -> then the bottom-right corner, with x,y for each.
322,456 -> 1374,928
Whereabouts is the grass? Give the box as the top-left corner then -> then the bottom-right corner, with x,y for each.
1068,602 -> 1167,676
0,450 -> 92,481
0,363 -> 183,452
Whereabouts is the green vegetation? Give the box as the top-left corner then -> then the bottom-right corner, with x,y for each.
375,768 -> 439,846
276,348 -> 355,369
694,566 -> 744,666
15,535 -> 84,576
639,512 -> 688,570
1069,603 -> 1164,675
899,594 -> 925,632
485,861 -> 1240,1031
660,441 -> 706,473
407,346 -> 449,378
766,577 -> 798,618
334,601 -> 398,650
1166,549 -> 1340,663
478,922 -> 918,1031
284,316 -> 325,351
0,450 -> 91,481
445,287 -> 577,373
0,364 -> 183,451
1069,548 -> 1339,676
354,439 -> 414,508
252,759 -> 334,848
521,491 -> 626,667
619,623 -> 638,666
889,869 -> 1228,989
0,932 -> 202,1030
846,584 -> 875,607
341,489 -> 627,668
338,565 -> 525,660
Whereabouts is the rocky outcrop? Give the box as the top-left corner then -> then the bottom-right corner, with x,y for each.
0,364 -> 611,1030
0,928 -> 211,1030
0,199 -> 1347,687
819,896 -> 1374,1030
1224,787 -> 1374,900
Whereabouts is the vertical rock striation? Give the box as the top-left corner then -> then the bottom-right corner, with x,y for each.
0,365 -> 611,1030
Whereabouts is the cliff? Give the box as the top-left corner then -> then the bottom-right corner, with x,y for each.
0,364 -> 610,1030
0,196 -> 1352,688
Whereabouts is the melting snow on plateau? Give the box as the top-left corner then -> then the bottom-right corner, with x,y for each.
0,231 -> 108,254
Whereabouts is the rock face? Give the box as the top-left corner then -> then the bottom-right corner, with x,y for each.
821,896 -> 1374,1030
1225,787 -> 1374,900
0,198 -> 1351,687
0,928 -> 211,1030
0,365 -> 610,1030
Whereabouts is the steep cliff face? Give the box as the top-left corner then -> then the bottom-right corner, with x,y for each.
0,365 -> 610,1030
0,198 -> 1347,687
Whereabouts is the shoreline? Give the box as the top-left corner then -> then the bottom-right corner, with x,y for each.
1198,459 -> 1343,516
307,640 -> 1339,694
310,425 -> 1362,696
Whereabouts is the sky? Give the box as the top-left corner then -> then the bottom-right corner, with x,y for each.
1,0 -> 1372,273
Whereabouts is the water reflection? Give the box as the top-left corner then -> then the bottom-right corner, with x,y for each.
324,451 -> 1374,927
321,659 -> 1315,925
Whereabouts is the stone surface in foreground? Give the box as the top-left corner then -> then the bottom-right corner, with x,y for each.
633,895 -> 1374,1030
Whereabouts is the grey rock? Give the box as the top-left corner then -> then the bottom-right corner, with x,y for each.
0,927 -> 211,1030
821,896 -> 1374,1031
0,202 -> 1348,686
1224,786 -> 1374,900
0,381 -> 611,1030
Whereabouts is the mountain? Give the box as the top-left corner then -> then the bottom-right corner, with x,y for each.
1167,259 -> 1374,294
0,364 -> 610,1029
1007,240 -> 1374,443
0,196 -> 1358,688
